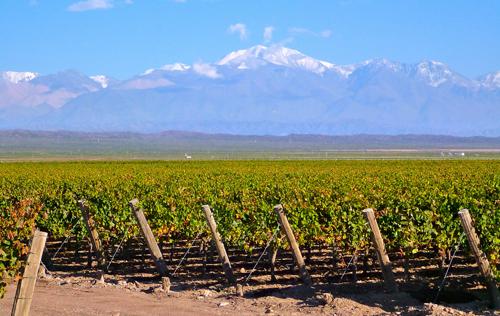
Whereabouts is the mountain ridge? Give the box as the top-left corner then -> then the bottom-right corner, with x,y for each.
3,45 -> 499,89
1,129 -> 499,151
1,45 -> 499,136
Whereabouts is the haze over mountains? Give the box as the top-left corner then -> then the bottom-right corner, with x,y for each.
1,45 -> 499,136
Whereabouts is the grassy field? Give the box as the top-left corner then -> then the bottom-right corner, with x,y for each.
1,130 -> 499,161
1,150 -> 500,161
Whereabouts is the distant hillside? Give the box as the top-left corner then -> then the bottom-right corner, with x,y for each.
1,45 -> 500,136
1,131 -> 499,157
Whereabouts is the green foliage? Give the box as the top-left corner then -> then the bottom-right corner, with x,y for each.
0,159 -> 498,295
0,199 -> 43,298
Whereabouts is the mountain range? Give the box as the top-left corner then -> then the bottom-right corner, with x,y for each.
1,45 -> 499,136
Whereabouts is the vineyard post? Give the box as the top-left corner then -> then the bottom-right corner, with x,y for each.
362,208 -> 398,293
129,199 -> 169,277
201,205 -> 239,287
11,230 -> 47,316
268,246 -> 278,282
273,204 -> 312,286
458,209 -> 500,308
42,247 -> 53,270
78,199 -> 106,269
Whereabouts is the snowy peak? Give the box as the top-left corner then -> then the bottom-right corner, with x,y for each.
134,46 -> 477,85
29,70 -> 103,94
1,71 -> 39,83
347,59 -> 475,88
90,75 -> 110,88
217,45 -> 267,67
345,59 -> 403,77
160,63 -> 191,72
142,63 -> 191,76
412,60 -> 476,88
363,58 -> 402,71
415,60 -> 457,87
218,45 -> 335,74
480,71 -> 500,89
1,46 -> 500,136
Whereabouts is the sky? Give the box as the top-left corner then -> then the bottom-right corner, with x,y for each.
1,0 -> 499,79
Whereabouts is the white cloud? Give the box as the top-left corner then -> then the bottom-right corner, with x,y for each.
289,27 -> 332,38
289,27 -> 309,35
68,0 -> 113,12
193,63 -> 221,79
263,26 -> 274,43
278,37 -> 295,46
228,23 -> 248,40
320,29 -> 332,38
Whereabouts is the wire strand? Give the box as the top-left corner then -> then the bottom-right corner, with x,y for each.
172,231 -> 202,276
106,233 -> 128,271
340,249 -> 358,282
52,218 -> 82,260
434,233 -> 464,302
244,226 -> 280,283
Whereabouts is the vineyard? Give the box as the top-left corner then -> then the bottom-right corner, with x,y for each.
1,160 -> 499,307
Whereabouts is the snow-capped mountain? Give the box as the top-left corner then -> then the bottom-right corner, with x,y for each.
411,60 -> 476,88
160,63 -> 191,72
1,71 -> 39,83
338,58 -> 477,88
0,70 -> 107,108
30,70 -> 103,93
90,75 -> 110,88
142,63 -> 191,76
480,71 -> 500,89
0,45 -> 499,136
217,45 -> 338,74
356,58 -> 403,72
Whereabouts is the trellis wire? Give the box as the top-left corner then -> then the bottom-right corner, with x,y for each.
106,232 -> 128,271
244,226 -> 280,283
339,249 -> 358,282
172,231 -> 202,276
434,233 -> 465,302
52,218 -> 82,260
39,261 -> 50,275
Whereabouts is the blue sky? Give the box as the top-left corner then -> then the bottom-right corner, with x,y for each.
1,0 -> 499,79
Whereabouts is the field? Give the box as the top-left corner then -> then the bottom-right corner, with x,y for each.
1,160 -> 499,314
1,130 -> 500,161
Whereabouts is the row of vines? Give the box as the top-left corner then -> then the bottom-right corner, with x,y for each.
1,160 -> 499,296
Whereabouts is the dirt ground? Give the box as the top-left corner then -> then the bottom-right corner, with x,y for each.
1,272 -> 498,316
2,239 -> 498,315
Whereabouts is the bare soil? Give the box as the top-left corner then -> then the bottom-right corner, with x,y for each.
2,238 -> 498,315
1,272 -> 497,316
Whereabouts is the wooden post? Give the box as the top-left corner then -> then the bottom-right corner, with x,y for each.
42,247 -> 53,270
352,253 -> 358,282
363,208 -> 398,293
11,230 -> 48,316
202,241 -> 208,276
458,209 -> 500,308
78,199 -> 105,268
273,204 -> 312,286
202,205 -> 237,285
129,199 -> 169,277
161,276 -> 171,293
268,246 -> 278,282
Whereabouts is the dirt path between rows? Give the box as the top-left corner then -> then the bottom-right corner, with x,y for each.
2,280 -> 324,316
1,273 -> 497,316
